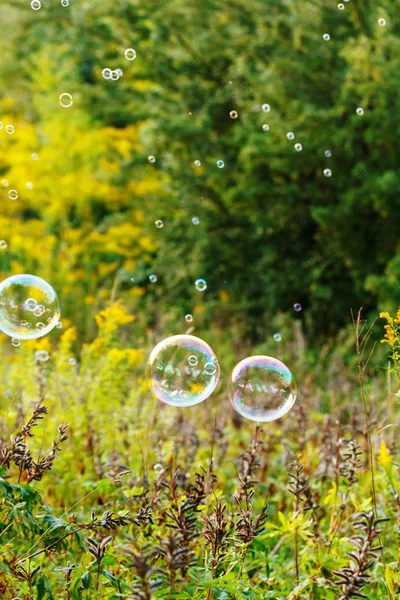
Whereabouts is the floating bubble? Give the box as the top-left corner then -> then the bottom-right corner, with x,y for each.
115,68 -> 123,77
32,153 -> 39,160
0,274 -> 60,340
125,48 -> 137,61
273,333 -> 282,342
1,180 -> 8,188
323,33 -> 330,41
356,107 -> 364,116
294,143 -> 303,152
35,350 -> 49,362
378,18 -> 386,27
0,241 -> 7,250
293,303 -> 302,312
229,356 -> 297,422
5,125 -> 14,135
286,132 -> 295,140
11,338 -> 20,347
262,124 -> 269,131
110,71 -> 119,80
148,155 -> 156,164
147,334 -> 220,407
229,110 -> 238,119
31,0 -> 41,9
185,314 -> 193,323
8,190 -> 18,200
68,357 -> 77,366
102,68 -> 112,80
26,182 -> 33,189
262,104 -> 271,113
153,463 -> 163,472
61,0 -> 69,6
59,93 -> 73,108
338,3 -> 344,9
323,168 -> 332,178
195,278 -> 207,292
194,160 -> 201,167
216,160 -> 225,168
155,220 -> 164,229
324,149 -> 332,158
149,274 -> 157,283
192,217 -> 200,225
56,321 -> 63,329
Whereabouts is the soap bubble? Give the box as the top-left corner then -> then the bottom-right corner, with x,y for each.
195,278 -> 207,292
323,168 -> 332,177
32,153 -> 39,160
11,338 -> 20,347
262,104 -> 271,113
110,71 -> 119,80
102,68 -> 112,80
0,274 -> 60,339
115,68 -> 123,77
229,356 -> 297,422
148,155 -> 156,163
286,132 -> 295,140
262,124 -> 269,131
293,303 -> 302,312
0,241 -> 8,250
378,18 -> 386,27
61,0 -> 69,6
35,350 -> 49,362
294,143 -> 303,152
56,321 -> 63,329
338,3 -> 344,9
8,190 -> 18,200
59,93 -> 73,108
5,125 -> 14,134
26,182 -> 33,189
149,274 -> 157,283
192,217 -> 200,225
147,334 -> 220,407
324,149 -> 332,158
356,107 -> 364,116
125,48 -> 137,60
155,220 -> 164,229
229,110 -> 238,119
194,160 -> 201,167
68,357 -> 77,366
323,33 -> 330,41
273,333 -> 282,342
185,314 -> 193,323
31,0 -> 41,9
1,180 -> 8,188
217,160 -> 225,168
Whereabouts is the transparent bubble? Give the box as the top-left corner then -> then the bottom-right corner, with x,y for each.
185,314 -> 193,323
153,463 -> 163,472
155,220 -> 164,229
323,33 -> 330,41
324,149 -> 332,158
293,303 -> 302,312
115,68 -> 123,77
110,71 -> 119,80
33,304 -> 46,317
147,334 -> 220,407
0,274 -> 60,340
216,160 -> 225,169
0,241 -> 8,250
192,217 -> 200,225
149,274 -> 157,283
323,168 -> 332,178
59,93 -> 73,108
26,182 -> 33,189
194,160 -> 201,167
1,180 -> 8,188
338,3 -> 344,9
229,356 -> 297,422
262,104 -> 271,113
8,190 -> 18,201
378,18 -> 386,27
56,321 -> 63,329
262,124 -> 269,131
32,153 -> 39,160
229,110 -> 238,119
148,155 -> 156,164
61,0 -> 69,6
35,350 -> 49,362
273,333 -> 282,342
102,68 -> 112,80
11,338 -> 20,347
294,143 -> 303,152
286,132 -> 295,140
5,125 -> 14,135
68,357 -> 77,366
195,278 -> 207,292
125,48 -> 137,61
31,0 -> 41,9
356,107 -> 364,116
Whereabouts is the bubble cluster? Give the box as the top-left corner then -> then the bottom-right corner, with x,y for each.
293,303 -> 302,312
59,93 -> 73,108
273,333 -> 282,342
195,278 -> 207,292
125,48 -> 137,61
294,143 -> 303,152
324,149 -> 332,158
217,160 -> 225,168
5,125 -> 14,135
185,314 -> 193,323
147,334 -> 220,407
102,68 -> 122,80
323,168 -> 332,177
323,33 -> 330,41
262,124 -> 269,131
192,217 -> 200,225
31,0 -> 41,9
155,220 -> 164,229
148,155 -> 156,164
229,110 -> 238,119
149,274 -> 157,283
262,104 -> 271,113
356,107 -> 364,116
0,274 -> 60,340
229,356 -> 297,422
8,190 -> 18,200
286,132 -> 295,140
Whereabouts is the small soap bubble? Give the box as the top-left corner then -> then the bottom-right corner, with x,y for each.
35,350 -> 49,362
8,190 -> 18,200
192,217 -> 200,225
0,241 -> 8,250
155,220 -> 164,229
56,321 -> 63,329
195,278 -> 207,292
286,132 -> 295,140
262,124 -> 269,131
262,104 -> 271,113
32,153 -> 39,160
31,0 -> 41,9
110,71 -> 119,80
59,93 -> 73,108
216,160 -> 225,168
5,125 -> 14,135
185,314 -> 193,323
294,143 -> 303,152
194,160 -> 201,167
115,68 -> 123,77
229,356 -> 297,422
153,463 -> 163,472
324,149 -> 332,158
68,357 -> 77,366
229,110 -> 238,119
378,18 -> 386,26
356,107 -> 364,116
293,303 -> 302,312
323,33 -> 330,41
1,180 -> 8,188
11,338 -> 20,347
102,68 -> 112,80
26,182 -> 33,189
273,333 -> 282,342
147,334 -> 220,407
338,3 -> 344,9
0,274 -> 60,340
149,274 -> 157,283
125,48 -> 137,60
148,155 -> 156,163
61,0 -> 69,6
323,168 -> 332,177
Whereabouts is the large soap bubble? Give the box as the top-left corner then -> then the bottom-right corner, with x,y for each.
229,356 -> 296,422
147,334 -> 220,407
0,274 -> 60,340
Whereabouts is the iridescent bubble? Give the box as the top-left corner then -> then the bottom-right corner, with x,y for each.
102,68 -> 112,80
33,304 -> 46,317
324,149 -> 332,158
8,190 -> 18,200
262,124 -> 269,131
323,168 -> 332,177
192,217 -> 200,225
229,110 -> 238,119
0,274 -> 60,340
125,48 -> 137,60
294,143 -> 303,152
273,333 -> 282,342
147,334 -> 220,407
149,274 -> 157,283
11,338 -> 20,347
155,220 -> 164,229
195,278 -> 207,292
378,18 -> 386,27
5,125 -> 14,135
0,241 -> 8,250
229,356 -> 297,422
35,350 -> 49,362
286,132 -> 295,140
31,0 -> 41,9
262,104 -> 271,113
217,160 -> 225,168
185,314 -> 193,323
59,93 -> 73,108
293,303 -> 302,312
356,107 -> 364,116
194,160 -> 201,167
323,33 -> 330,41
148,155 -> 156,164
